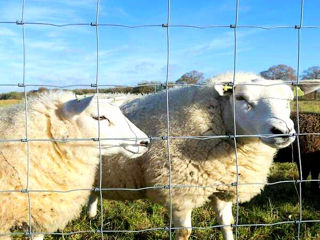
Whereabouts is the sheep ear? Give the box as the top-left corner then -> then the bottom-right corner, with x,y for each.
62,95 -> 94,118
214,83 -> 233,96
298,80 -> 320,95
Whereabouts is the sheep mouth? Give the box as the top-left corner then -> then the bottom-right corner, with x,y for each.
260,135 -> 295,149
99,144 -> 148,156
122,144 -> 149,155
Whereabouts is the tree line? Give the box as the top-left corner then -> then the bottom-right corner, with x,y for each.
1,65 -> 319,100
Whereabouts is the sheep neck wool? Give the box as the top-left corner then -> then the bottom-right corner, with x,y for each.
117,80 -> 276,208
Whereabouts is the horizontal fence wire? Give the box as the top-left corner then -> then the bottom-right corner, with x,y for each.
2,178 -> 320,194
1,131 -> 320,143
1,21 -> 320,29
2,80 -> 320,88
0,0 -> 320,239
2,219 -> 320,238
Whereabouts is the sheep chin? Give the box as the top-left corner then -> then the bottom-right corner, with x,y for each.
122,145 -> 148,158
260,136 -> 295,149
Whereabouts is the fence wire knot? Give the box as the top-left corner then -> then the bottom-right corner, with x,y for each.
164,226 -> 170,232
24,232 -> 32,237
21,188 -> 29,193
15,20 -> 24,25
161,136 -> 168,140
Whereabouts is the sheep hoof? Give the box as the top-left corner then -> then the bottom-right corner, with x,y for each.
87,207 -> 97,219
88,212 -> 97,219
176,229 -> 191,240
87,194 -> 98,219
32,234 -> 44,240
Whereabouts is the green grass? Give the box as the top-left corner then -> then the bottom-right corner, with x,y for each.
0,99 -> 21,108
37,163 -> 319,240
291,100 -> 320,113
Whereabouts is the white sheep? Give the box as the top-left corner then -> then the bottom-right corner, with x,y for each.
87,72 -> 320,240
97,93 -> 142,107
0,91 -> 149,240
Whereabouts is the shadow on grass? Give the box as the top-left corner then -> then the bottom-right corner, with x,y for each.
47,162 -> 320,240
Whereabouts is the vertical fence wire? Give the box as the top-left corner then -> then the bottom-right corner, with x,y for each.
232,0 -> 240,239
165,0 -> 173,239
295,0 -> 305,239
19,0 -> 33,238
93,0 -> 104,239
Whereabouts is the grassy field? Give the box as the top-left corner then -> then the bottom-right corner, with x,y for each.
291,100 -> 320,113
0,99 -> 21,108
2,99 -> 320,239
41,163 -> 319,240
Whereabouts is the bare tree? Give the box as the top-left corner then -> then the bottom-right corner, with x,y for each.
260,64 -> 296,80
301,66 -> 320,100
302,66 -> 320,80
176,70 -> 204,84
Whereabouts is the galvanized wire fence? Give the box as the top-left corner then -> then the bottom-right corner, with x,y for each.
0,0 -> 320,239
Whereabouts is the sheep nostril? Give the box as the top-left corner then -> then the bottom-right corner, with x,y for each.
271,127 -> 283,135
270,127 -> 289,138
140,141 -> 149,147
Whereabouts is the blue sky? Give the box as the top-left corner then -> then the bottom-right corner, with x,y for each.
0,0 -> 319,93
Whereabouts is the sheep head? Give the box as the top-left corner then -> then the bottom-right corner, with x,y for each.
50,95 -> 149,159
214,79 -> 320,149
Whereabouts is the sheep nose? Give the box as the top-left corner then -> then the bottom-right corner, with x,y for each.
139,140 -> 150,147
270,127 -> 289,138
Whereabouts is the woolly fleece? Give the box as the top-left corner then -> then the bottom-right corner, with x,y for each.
97,72 -> 278,209
0,92 -> 102,236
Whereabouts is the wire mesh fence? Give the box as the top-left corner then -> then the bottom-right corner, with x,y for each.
0,0 -> 320,239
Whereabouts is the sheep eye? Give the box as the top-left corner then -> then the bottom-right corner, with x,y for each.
236,96 -> 253,110
92,115 -> 110,123
236,96 -> 246,101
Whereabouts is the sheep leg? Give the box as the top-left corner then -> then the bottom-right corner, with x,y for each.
301,167 -> 310,197
310,168 -> 320,193
87,193 -> 98,219
211,197 -> 234,240
172,208 -> 192,240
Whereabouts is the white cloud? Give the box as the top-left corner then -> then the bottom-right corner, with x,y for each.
178,29 -> 260,57
26,40 -> 66,51
36,0 -> 96,8
0,27 -> 19,37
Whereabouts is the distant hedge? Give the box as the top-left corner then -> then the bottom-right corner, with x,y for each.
0,91 -> 24,100
0,85 -> 165,100
2,85 -> 318,100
